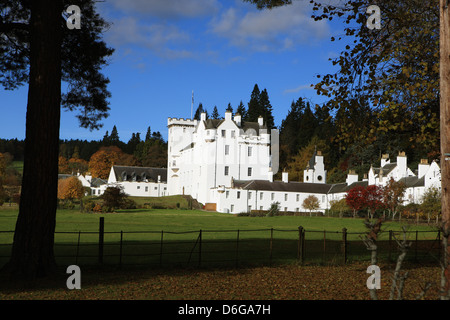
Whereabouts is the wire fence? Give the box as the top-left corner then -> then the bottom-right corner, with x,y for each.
0,217 -> 444,269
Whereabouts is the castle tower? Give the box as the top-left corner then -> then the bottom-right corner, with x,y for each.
303,150 -> 327,184
167,117 -> 197,195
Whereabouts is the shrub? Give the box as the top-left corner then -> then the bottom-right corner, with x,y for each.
266,202 -> 280,217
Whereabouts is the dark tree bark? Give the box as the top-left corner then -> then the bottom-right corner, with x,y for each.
3,0 -> 62,280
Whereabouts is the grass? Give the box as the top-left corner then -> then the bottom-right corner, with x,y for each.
0,202 -> 441,269
0,202 -> 444,301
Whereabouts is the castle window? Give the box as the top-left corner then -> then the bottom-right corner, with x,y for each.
248,167 -> 252,176
260,192 -> 263,200
222,130 -> 226,137
248,146 -> 252,156
224,166 -> 229,176
231,131 -> 235,138
296,194 -> 300,202
225,145 -> 229,155
271,193 -> 275,200
237,191 -> 241,199
284,193 -> 288,201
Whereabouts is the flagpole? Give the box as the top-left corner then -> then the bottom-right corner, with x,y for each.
191,90 -> 194,120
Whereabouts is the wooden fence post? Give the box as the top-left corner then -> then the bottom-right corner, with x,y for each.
269,228 -> 273,266
388,230 -> 393,262
119,230 -> 123,267
76,231 -> 81,265
99,217 -> 104,264
298,226 -> 304,264
236,229 -> 240,267
342,228 -> 347,264
160,230 -> 164,267
198,229 -> 202,267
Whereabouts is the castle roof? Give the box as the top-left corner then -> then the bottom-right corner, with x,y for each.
112,165 -> 167,183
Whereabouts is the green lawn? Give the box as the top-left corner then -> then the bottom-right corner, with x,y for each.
0,204 -> 441,269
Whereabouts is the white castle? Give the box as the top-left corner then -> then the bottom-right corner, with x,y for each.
86,110 -> 441,214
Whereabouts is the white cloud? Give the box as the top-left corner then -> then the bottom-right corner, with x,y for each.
109,0 -> 221,19
283,84 -> 314,94
105,16 -> 193,59
210,1 -> 330,52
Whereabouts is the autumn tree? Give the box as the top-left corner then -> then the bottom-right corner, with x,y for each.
382,178 -> 407,220
310,0 -> 440,157
58,156 -> 70,174
421,187 -> 441,224
364,185 -> 384,220
88,146 -> 121,179
68,157 -> 89,174
346,185 -> 366,218
302,195 -> 320,216
0,0 -> 113,279
57,176 -> 84,201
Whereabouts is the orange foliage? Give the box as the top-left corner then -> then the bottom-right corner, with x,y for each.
59,156 -> 70,174
88,146 -> 140,179
58,176 -> 84,200
88,146 -> 122,179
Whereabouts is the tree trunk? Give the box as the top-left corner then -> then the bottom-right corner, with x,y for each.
2,0 -> 62,280
440,0 -> 450,300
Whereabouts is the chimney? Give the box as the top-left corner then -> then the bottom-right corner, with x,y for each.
225,110 -> 232,121
282,171 -> 288,183
381,154 -> 389,167
200,112 -> 206,121
258,116 -> 264,127
397,151 -> 407,178
268,170 -> 273,182
418,158 -> 430,178
234,113 -> 242,127
346,170 -> 359,185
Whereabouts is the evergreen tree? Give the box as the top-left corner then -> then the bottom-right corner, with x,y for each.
211,106 -> 220,119
247,84 -> 262,122
194,103 -> 208,120
259,88 -> 275,129
226,103 -> 233,114
145,126 -> 152,142
109,125 -> 120,143
236,101 -> 247,120
102,130 -> 110,145
1,0 -> 113,279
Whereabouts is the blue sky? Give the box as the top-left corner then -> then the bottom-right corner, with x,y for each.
0,0 -> 352,143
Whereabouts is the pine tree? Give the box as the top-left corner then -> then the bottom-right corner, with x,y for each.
145,126 -> 152,142
1,0 -> 113,279
236,101 -> 247,120
226,103 -> 233,114
194,103 -> 207,120
212,106 -> 220,119
109,125 -> 120,144
247,84 -> 262,122
259,88 -> 275,129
